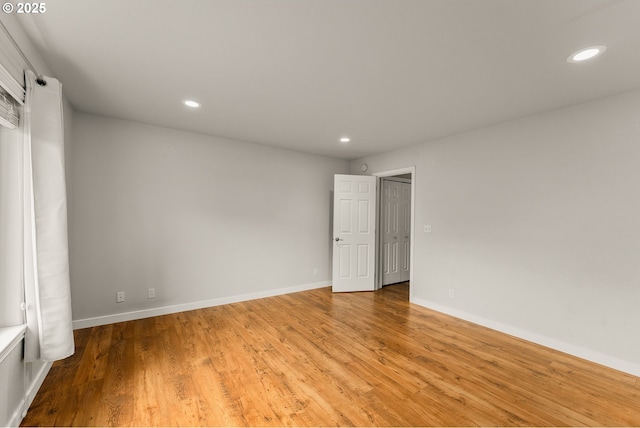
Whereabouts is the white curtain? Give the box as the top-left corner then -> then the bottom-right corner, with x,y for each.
23,70 -> 74,361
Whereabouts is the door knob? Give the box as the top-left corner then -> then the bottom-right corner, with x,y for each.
335,237 -> 343,242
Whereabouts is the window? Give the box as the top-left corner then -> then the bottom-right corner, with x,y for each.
0,86 -> 19,129
0,84 -> 23,328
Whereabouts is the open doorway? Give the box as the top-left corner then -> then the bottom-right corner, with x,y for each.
373,167 -> 415,300
331,167 -> 415,299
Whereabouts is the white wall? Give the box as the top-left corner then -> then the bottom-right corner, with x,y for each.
351,90 -> 640,376
70,113 -> 348,324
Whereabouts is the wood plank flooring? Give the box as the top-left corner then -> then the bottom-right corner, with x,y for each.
21,283 -> 640,426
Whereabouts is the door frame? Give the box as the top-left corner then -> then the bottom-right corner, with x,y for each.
372,166 -> 415,299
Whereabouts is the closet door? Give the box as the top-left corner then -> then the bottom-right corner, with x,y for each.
399,182 -> 411,282
382,180 -> 401,285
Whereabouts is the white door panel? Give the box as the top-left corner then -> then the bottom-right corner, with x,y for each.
382,180 -> 411,285
382,180 -> 401,285
332,174 -> 376,292
400,182 -> 411,282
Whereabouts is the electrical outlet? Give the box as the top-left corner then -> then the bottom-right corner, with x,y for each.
116,291 -> 125,303
147,288 -> 156,299
448,289 -> 455,299
313,268 -> 319,276
424,224 -> 432,233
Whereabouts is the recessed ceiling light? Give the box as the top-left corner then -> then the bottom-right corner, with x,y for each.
567,45 -> 606,63
183,100 -> 201,108
340,137 -> 351,143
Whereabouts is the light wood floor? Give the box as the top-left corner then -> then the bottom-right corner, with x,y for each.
22,283 -> 640,426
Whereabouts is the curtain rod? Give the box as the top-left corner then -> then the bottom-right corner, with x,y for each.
0,18 -> 47,86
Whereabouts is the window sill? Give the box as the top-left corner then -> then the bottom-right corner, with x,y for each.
0,324 -> 26,363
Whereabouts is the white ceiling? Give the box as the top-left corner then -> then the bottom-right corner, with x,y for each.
18,0 -> 640,159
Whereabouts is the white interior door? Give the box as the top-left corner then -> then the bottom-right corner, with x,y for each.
382,180 -> 401,285
399,182 -> 411,282
332,174 -> 377,292
382,180 -> 411,286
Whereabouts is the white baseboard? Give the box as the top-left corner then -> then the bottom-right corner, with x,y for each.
9,402 -> 24,428
73,281 -> 330,330
22,361 -> 53,419
411,297 -> 640,378
10,360 -> 52,427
